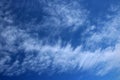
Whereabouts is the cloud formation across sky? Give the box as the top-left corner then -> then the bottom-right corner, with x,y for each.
0,0 -> 120,79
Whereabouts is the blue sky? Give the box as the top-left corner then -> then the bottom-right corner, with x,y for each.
0,0 -> 120,80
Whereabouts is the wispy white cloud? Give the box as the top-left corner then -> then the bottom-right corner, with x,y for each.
0,25 -> 120,76
0,0 -> 120,77
0,0 -> 14,24
84,9 -> 120,50
41,0 -> 88,31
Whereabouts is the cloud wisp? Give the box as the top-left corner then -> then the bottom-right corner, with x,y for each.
0,24 -> 120,76
0,0 -> 120,77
